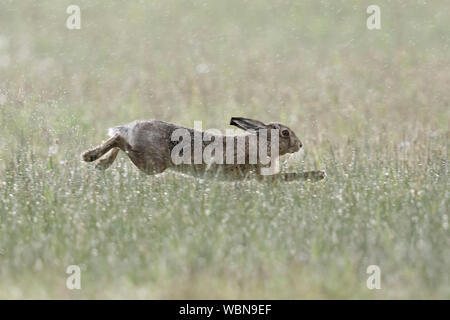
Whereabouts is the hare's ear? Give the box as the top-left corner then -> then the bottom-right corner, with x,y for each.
229,117 -> 266,132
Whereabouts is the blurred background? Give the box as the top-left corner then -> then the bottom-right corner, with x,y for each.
1,0 -> 448,153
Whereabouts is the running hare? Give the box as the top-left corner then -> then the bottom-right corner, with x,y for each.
82,117 -> 326,182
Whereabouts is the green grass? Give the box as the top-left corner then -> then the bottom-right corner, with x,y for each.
0,0 -> 449,298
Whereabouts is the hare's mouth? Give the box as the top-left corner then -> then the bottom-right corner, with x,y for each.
288,145 -> 301,153
287,141 -> 302,153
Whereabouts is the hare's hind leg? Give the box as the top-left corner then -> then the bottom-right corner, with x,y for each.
82,133 -> 130,162
95,148 -> 120,170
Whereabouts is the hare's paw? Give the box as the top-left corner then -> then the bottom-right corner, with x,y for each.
317,170 -> 327,180
303,170 -> 327,181
82,148 -> 101,162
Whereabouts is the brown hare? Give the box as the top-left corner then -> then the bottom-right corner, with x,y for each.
81,117 -> 326,182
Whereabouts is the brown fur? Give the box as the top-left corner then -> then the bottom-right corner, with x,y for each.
82,118 -> 326,182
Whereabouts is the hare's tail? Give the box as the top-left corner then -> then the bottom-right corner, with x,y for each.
108,125 -> 129,139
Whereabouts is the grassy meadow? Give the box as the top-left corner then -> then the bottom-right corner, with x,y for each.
0,0 -> 449,299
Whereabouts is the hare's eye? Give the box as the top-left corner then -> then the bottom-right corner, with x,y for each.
281,129 -> 290,137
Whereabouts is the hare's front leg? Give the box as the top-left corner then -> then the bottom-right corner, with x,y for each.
260,170 -> 326,182
283,170 -> 326,182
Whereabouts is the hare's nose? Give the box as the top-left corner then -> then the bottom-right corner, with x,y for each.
298,141 -> 303,148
